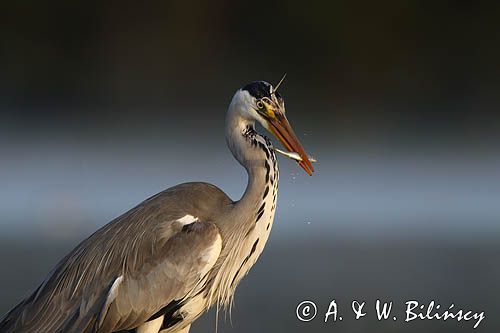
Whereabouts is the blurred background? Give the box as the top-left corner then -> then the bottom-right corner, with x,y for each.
1,1 -> 499,332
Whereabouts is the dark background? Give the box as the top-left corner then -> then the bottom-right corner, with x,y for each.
1,1 -> 499,332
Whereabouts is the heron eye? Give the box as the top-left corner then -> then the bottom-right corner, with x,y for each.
256,100 -> 264,109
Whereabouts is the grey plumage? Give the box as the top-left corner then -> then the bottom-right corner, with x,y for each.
0,81 -> 312,333
1,183 -> 229,332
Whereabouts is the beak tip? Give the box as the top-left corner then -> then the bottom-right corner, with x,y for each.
299,160 -> 314,176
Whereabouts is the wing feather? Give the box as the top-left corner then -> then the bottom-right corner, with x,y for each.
0,183 -> 229,333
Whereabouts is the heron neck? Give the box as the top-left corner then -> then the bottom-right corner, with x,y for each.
225,112 -> 274,211
237,165 -> 269,210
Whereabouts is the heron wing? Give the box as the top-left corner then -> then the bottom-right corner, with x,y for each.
0,183 -> 230,333
96,220 -> 222,332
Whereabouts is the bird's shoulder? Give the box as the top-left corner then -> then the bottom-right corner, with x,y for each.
146,181 -> 232,212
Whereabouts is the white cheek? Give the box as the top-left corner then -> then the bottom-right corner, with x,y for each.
231,90 -> 271,130
248,107 -> 269,130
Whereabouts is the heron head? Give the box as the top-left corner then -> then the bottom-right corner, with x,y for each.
239,79 -> 314,176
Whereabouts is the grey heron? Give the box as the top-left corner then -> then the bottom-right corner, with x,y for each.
0,80 -> 315,333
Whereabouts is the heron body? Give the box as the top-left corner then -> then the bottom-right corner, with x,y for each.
0,81 -> 313,333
